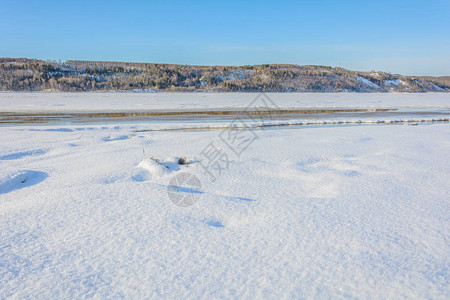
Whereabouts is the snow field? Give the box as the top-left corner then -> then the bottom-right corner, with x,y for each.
1,122 -> 449,298
1,92 -> 450,112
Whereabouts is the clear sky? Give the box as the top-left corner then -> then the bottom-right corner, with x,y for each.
1,0 -> 449,75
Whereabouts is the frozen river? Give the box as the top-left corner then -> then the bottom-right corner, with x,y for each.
1,93 -> 449,127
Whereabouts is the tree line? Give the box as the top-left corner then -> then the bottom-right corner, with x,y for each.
0,58 -> 448,92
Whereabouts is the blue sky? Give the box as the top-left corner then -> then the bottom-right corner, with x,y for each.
1,0 -> 449,75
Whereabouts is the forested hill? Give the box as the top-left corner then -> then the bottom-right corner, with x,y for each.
1,58 -> 448,92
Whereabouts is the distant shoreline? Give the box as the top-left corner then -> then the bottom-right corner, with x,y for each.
1,58 -> 449,93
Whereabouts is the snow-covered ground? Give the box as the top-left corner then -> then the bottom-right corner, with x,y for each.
1,92 -> 450,112
1,93 -> 449,298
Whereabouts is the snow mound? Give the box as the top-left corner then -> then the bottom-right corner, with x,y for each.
134,156 -> 190,180
136,158 -> 171,179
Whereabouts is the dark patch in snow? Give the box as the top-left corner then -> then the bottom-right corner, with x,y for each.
343,170 -> 361,177
131,172 -> 150,182
0,170 -> 48,194
205,220 -> 224,228
29,128 -> 73,132
235,197 -> 256,202
225,196 -> 256,202
102,135 -> 130,142
167,185 -> 203,195
0,149 -> 46,160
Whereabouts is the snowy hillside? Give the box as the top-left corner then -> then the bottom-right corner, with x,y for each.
1,58 -> 449,92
